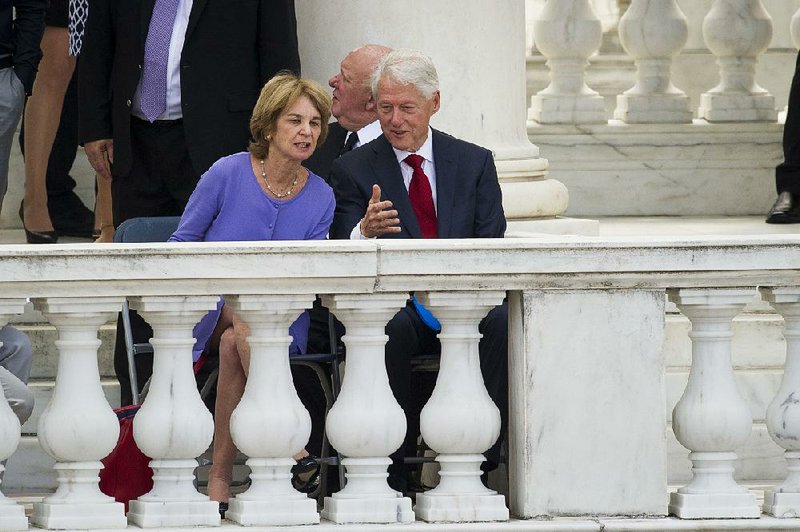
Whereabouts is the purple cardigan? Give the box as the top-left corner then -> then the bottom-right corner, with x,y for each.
169,152 -> 335,360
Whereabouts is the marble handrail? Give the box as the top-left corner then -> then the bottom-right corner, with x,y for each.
1,236 -> 800,527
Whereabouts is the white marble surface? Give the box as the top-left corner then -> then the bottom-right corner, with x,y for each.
530,0 -> 607,124
529,121 -> 782,216
669,288 -> 761,519
508,289 -> 667,518
615,1 -> 692,124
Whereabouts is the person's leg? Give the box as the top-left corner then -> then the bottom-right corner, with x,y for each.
0,326 -> 35,425
0,67 -> 25,210
94,172 -> 114,242
384,303 -> 438,492
477,301 -> 508,470
207,326 -> 245,504
21,26 -> 76,233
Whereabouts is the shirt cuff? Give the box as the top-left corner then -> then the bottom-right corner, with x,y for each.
349,220 -> 375,240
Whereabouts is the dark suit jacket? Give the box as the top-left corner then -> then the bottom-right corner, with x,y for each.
304,121 -> 348,183
78,0 -> 300,178
329,129 -> 506,240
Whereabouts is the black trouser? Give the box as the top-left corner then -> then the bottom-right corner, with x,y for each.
778,50 -> 800,195
385,300 -> 508,490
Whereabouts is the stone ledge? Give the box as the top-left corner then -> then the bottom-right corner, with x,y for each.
527,121 -> 782,216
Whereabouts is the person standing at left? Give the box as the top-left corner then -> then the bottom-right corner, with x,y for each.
78,0 -> 300,406
0,0 -> 47,215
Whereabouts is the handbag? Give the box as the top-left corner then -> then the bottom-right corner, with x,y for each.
99,404 -> 153,511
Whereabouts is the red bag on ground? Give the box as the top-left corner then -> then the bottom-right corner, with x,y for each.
99,404 -> 153,511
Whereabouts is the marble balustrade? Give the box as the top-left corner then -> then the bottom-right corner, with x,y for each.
527,0 -> 789,124
1,236 -> 800,528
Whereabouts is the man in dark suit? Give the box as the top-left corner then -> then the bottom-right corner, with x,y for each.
78,0 -> 300,225
304,44 -> 390,182
329,49 -> 507,492
768,50 -> 800,223
78,0 -> 300,405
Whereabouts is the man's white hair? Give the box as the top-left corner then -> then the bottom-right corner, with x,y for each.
371,48 -> 439,100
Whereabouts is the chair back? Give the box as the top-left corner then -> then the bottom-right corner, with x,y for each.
113,216 -> 182,243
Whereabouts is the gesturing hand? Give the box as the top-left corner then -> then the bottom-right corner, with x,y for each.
360,184 -> 401,238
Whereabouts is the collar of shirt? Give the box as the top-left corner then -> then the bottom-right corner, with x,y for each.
350,119 -> 383,148
391,127 -> 436,211
132,0 -> 193,121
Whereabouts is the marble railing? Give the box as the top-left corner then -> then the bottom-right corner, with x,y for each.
1,237 -> 800,529
528,0 -> 792,125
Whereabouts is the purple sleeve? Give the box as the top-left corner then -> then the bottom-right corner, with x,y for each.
169,164 -> 224,243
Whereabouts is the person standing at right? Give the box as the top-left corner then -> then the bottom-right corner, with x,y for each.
78,0 -> 300,405
768,50 -> 800,223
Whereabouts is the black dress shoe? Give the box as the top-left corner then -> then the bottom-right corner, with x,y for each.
766,191 -> 800,224
218,502 -> 228,519
19,202 -> 58,244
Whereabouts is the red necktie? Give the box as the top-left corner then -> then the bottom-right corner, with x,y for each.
404,154 -> 438,238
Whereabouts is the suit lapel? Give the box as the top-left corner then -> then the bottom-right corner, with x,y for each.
140,0 -> 157,45
371,136 -> 421,238
432,130 -> 456,238
185,0 -> 209,41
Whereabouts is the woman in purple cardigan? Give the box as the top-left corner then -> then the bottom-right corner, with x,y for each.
169,74 -> 333,511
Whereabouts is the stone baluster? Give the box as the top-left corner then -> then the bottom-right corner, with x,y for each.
126,296 -> 221,528
667,288 -> 760,519
414,291 -> 509,523
699,0 -> 777,122
224,294 -> 319,526
529,0 -> 606,124
761,287 -> 800,517
614,0 -> 692,123
320,293 -> 414,524
0,300 -> 30,531
29,297 -> 127,529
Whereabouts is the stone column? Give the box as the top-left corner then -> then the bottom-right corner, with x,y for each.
0,300 -> 30,531
224,294 -> 319,526
699,0 -> 777,122
126,296 -> 221,528
414,291 -> 508,523
320,293 -> 414,524
508,289 -> 667,518
761,287 -> 800,518
792,7 -> 800,49
614,0 -> 692,123
529,0 -> 607,124
30,297 -> 127,530
667,288 -> 760,519
296,0 -> 577,234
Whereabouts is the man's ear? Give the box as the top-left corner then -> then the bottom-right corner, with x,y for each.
365,95 -> 376,113
431,90 -> 441,114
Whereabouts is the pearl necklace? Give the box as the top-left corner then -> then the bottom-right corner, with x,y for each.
260,159 -> 298,198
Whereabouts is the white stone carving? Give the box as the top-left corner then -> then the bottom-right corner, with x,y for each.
615,0 -> 692,123
126,296 -> 221,528
530,0 -> 607,124
224,294 -> 319,526
761,287 -> 800,518
320,293 -> 414,524
414,291 -> 508,523
30,297 -> 127,529
699,0 -> 777,122
667,288 -> 760,519
0,300 -> 30,531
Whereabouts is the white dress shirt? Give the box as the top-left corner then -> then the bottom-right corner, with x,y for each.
132,0 -> 193,121
345,119 -> 383,149
350,127 -> 436,239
